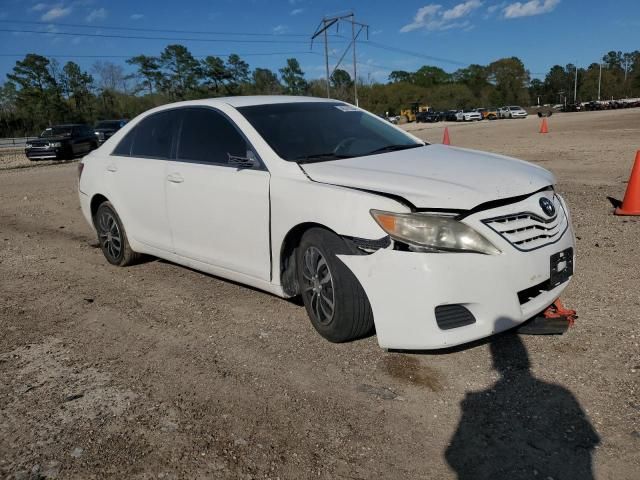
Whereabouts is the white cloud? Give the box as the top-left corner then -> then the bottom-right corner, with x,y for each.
41,6 -> 72,21
443,0 -> 483,20
86,7 -> 107,22
30,3 -> 49,12
487,2 -> 506,13
272,24 -> 288,34
290,8 -> 304,16
400,2 -> 482,32
130,13 -> 144,20
503,0 -> 559,18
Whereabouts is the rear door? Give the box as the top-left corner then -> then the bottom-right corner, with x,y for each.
106,110 -> 177,252
165,107 -> 271,280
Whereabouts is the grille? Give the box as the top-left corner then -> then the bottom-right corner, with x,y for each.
482,195 -> 568,251
434,305 -> 476,330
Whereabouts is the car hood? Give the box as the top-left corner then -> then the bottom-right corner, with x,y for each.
94,128 -> 116,133
299,144 -> 555,210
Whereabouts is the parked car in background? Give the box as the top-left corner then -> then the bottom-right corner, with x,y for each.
416,110 -> 441,123
78,96 -> 575,350
444,110 -> 459,121
94,119 -> 128,144
25,124 -> 97,161
476,107 -> 498,120
561,103 -> 582,112
499,106 -> 528,119
456,110 -> 482,122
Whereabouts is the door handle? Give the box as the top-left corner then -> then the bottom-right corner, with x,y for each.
167,173 -> 184,184
106,164 -> 117,172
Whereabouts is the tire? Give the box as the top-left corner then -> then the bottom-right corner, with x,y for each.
296,228 -> 374,343
94,201 -> 141,267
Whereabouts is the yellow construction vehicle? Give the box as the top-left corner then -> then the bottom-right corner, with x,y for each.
399,101 -> 430,123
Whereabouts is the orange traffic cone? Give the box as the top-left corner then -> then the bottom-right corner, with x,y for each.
540,118 -> 549,134
442,127 -> 451,145
615,150 -> 640,216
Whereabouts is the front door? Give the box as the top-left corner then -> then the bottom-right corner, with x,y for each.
165,107 -> 271,281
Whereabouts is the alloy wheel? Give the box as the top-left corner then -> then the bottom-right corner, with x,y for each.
301,246 -> 335,325
97,209 -> 122,262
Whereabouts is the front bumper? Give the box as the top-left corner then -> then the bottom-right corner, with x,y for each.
338,193 -> 575,350
25,148 -> 61,159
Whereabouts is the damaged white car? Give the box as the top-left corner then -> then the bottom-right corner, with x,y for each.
78,96 -> 575,350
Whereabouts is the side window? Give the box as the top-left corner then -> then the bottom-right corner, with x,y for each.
177,108 -> 249,165
112,128 -> 135,156
131,111 -> 176,159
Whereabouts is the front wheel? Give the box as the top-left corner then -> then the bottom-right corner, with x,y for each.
297,228 -> 374,343
94,201 -> 141,266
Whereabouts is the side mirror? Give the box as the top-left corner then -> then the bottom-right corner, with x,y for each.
228,151 -> 259,169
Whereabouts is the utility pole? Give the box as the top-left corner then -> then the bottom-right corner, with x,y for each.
311,12 -> 369,105
351,19 -> 358,106
573,66 -> 578,104
323,28 -> 330,97
597,63 -> 602,101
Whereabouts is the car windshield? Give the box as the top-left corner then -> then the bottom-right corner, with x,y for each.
510,106 -> 523,110
40,126 -> 72,138
237,102 -> 424,163
95,121 -> 123,129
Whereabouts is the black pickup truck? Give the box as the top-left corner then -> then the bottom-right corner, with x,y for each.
25,124 -> 97,161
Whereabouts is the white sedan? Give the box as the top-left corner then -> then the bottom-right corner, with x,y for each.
78,96 -> 575,350
499,106 -> 528,119
455,110 -> 483,122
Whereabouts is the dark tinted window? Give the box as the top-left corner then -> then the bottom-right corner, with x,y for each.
131,111 -> 176,159
41,126 -> 73,138
177,108 -> 248,165
113,128 -> 135,156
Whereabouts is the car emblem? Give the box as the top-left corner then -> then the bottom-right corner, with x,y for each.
539,197 -> 556,217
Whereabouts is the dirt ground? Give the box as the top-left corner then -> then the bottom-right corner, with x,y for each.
1,109 -> 639,479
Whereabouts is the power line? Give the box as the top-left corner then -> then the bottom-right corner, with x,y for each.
362,41 -> 469,67
0,19 -> 334,38
0,28 -> 324,44
0,52 -> 320,59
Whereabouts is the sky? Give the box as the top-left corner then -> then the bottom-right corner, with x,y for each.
0,0 -> 639,84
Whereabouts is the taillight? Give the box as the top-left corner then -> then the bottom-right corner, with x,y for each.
77,161 -> 85,181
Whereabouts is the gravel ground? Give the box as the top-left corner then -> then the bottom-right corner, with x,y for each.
0,109 -> 639,479
0,148 -> 75,171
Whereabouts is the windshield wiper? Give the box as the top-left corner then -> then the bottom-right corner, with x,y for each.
364,143 -> 425,156
294,153 -> 353,164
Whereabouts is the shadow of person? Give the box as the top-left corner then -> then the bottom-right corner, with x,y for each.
445,333 -> 600,480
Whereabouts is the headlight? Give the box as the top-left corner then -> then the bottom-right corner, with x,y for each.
370,210 -> 501,255
26,143 -> 32,148
49,142 -> 62,148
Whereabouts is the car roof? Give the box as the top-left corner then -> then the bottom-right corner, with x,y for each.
151,96 -> 343,112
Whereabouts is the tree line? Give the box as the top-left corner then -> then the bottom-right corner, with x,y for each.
0,44 -> 639,137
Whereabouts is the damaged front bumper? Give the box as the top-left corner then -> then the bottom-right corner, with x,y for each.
338,193 -> 576,350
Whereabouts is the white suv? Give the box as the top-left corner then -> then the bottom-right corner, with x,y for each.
499,106 -> 528,119
78,96 -> 574,350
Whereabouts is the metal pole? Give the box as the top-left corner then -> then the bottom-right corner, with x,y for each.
573,66 -> 578,104
597,63 -> 602,101
323,26 -> 330,98
351,17 -> 358,106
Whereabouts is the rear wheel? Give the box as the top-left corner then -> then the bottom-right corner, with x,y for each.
94,201 -> 141,266
297,228 -> 374,343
